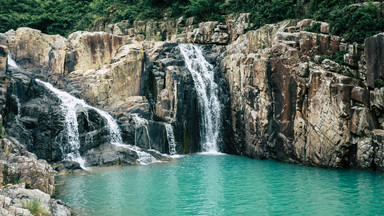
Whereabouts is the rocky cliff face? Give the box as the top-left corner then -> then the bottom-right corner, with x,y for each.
220,18 -> 384,171
1,14 -> 384,172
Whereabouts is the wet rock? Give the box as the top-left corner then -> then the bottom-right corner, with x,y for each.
84,143 -> 139,166
373,129 -> 384,171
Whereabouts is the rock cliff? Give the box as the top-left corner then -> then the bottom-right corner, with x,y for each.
1,13 -> 384,173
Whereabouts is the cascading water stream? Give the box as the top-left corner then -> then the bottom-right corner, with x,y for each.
131,113 -> 151,149
7,52 -> 18,68
8,54 -> 157,167
36,80 -> 89,169
35,80 -> 157,167
179,44 -> 222,153
165,123 -> 177,155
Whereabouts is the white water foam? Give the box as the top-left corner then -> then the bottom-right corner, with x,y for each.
165,123 -> 177,155
131,113 -> 151,149
7,53 -> 19,68
36,79 -> 157,168
179,44 -> 222,153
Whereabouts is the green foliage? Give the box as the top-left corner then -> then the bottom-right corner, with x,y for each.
184,0 -> 225,22
345,71 -> 355,78
0,0 -> 383,44
329,2 -> 384,43
375,79 -> 384,88
318,51 -> 346,65
22,199 -> 50,216
0,0 -> 94,36
228,0 -> 297,30
304,22 -> 322,34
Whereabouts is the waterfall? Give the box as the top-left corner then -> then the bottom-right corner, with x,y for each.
35,79 -> 157,167
7,52 -> 19,68
36,79 -> 89,169
131,113 -> 151,149
165,123 -> 177,155
12,94 -> 26,130
179,44 -> 222,153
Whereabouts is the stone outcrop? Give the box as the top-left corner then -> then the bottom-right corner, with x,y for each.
68,42 -> 144,107
0,46 -> 8,111
88,13 -> 252,45
6,28 -> 67,74
225,13 -> 251,42
221,19 -> 384,171
365,33 -> 384,88
0,136 -> 55,195
66,31 -> 131,74
0,136 -> 71,215
0,184 -> 71,216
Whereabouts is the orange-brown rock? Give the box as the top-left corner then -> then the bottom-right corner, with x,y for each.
0,45 -> 7,74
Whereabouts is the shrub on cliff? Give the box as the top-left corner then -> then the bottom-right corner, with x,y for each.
22,199 -> 50,216
329,2 -> 384,43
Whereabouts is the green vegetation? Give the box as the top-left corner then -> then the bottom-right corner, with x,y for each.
326,1 -> 384,43
375,79 -> 384,88
0,0 -> 383,43
22,199 -> 50,216
305,22 -> 322,34
318,51 -> 347,65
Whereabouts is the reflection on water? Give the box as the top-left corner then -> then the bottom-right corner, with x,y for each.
56,155 -> 384,216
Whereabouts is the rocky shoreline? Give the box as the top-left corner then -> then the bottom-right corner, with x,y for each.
0,135 -> 71,215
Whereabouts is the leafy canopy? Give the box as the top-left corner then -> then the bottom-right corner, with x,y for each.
0,0 -> 383,43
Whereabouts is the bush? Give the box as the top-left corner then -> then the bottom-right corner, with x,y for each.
305,22 -> 322,34
375,79 -> 384,88
227,0 -> 297,30
329,2 -> 384,43
0,0 -> 383,43
318,51 -> 346,65
22,199 -> 50,216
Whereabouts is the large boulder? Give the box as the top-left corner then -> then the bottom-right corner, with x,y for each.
6,28 -> 67,74
68,42 -> 145,107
